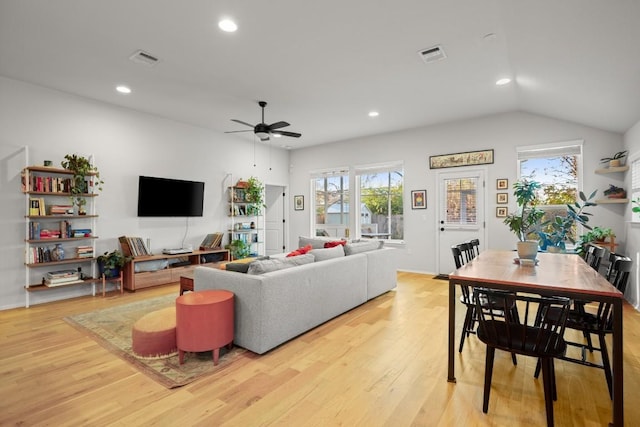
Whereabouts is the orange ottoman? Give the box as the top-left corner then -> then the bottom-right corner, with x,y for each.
176,290 -> 234,365
131,306 -> 177,358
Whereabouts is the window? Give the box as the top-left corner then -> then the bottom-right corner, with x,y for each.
312,170 -> 349,238
356,163 -> 404,240
517,140 -> 583,240
632,157 -> 640,222
444,177 -> 478,225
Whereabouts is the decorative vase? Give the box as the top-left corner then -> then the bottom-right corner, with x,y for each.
51,244 -> 65,261
517,240 -> 538,260
98,263 -> 120,279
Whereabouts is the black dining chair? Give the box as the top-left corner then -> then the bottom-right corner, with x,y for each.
583,243 -> 606,272
535,255 -> 632,399
469,238 -> 481,258
474,288 -> 571,427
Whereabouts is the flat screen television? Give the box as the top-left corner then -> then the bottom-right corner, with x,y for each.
137,176 -> 205,217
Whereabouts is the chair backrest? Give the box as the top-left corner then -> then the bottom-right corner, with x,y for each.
451,245 -> 464,269
584,244 -> 606,271
469,239 -> 480,258
607,256 -> 633,294
473,288 -> 571,357
458,242 -> 474,263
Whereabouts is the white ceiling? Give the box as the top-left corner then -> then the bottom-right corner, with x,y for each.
1,0 -> 639,149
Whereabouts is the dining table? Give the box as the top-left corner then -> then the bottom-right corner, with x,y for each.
448,249 -> 625,426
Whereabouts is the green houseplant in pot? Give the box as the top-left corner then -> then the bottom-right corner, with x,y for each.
227,239 -> 250,260
600,150 -> 627,168
97,250 -> 128,278
244,176 -> 265,216
537,190 -> 597,253
503,179 -> 545,260
61,154 -> 104,214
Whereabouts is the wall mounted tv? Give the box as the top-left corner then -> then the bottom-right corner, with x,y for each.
137,176 -> 205,217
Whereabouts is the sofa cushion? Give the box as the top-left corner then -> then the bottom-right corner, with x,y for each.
225,262 -> 252,273
310,244 -> 345,261
287,244 -> 313,257
247,253 -> 315,275
299,235 -> 345,249
344,240 -> 383,255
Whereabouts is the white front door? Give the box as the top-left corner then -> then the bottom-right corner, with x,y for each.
436,168 -> 487,275
265,185 -> 285,255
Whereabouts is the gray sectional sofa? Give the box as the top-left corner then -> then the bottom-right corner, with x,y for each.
194,241 -> 397,354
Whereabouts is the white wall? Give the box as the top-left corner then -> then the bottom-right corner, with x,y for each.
0,76 -> 290,309
623,120 -> 640,309
290,112 -> 626,275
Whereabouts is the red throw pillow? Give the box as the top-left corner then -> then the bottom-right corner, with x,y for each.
287,244 -> 313,257
324,240 -> 347,248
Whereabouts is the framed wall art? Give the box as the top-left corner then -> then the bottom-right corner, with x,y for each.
496,193 -> 508,204
294,195 -> 304,211
496,178 -> 508,190
496,206 -> 508,218
411,190 -> 427,209
429,149 -> 494,169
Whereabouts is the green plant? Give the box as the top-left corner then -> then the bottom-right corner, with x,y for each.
537,190 -> 598,251
60,154 -> 104,211
245,176 -> 265,216
226,239 -> 250,259
503,179 -> 545,241
575,226 -> 615,256
97,250 -> 128,278
633,198 -> 640,213
603,184 -> 625,197
600,150 -> 628,163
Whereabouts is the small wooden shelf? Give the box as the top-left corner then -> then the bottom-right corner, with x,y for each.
595,198 -> 628,204
23,166 -> 97,175
25,279 -> 93,292
25,191 -> 97,197
26,257 -> 96,268
26,236 -> 98,244
595,165 -> 629,174
27,214 -> 98,219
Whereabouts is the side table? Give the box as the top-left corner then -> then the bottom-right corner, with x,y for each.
175,290 -> 234,365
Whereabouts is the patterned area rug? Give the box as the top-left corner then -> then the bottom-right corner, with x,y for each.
64,294 -> 247,388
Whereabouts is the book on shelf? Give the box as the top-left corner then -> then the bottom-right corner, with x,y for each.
76,246 -> 94,258
45,279 -> 84,287
44,269 -> 81,286
72,228 -> 92,237
200,233 -> 223,250
50,205 -> 74,215
118,236 -> 150,258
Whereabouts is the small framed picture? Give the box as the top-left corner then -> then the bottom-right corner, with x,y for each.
496,193 -> 508,204
496,207 -> 508,218
411,190 -> 427,209
496,179 -> 508,190
294,195 -> 304,211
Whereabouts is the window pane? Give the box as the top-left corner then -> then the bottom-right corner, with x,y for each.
359,170 -> 403,239
520,155 -> 578,205
444,178 -> 477,225
313,174 -> 349,236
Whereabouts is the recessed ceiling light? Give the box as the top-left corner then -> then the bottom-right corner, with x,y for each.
218,18 -> 237,32
116,85 -> 131,94
368,111 -> 379,117
496,78 -> 511,86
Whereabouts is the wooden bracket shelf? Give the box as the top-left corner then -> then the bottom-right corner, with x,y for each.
596,198 -> 628,204
594,166 -> 629,174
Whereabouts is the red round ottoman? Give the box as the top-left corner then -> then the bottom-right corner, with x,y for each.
131,306 -> 177,358
176,290 -> 234,365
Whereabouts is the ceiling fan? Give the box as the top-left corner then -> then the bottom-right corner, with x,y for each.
225,101 -> 302,141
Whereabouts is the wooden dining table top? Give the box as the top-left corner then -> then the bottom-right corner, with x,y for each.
449,249 -> 623,299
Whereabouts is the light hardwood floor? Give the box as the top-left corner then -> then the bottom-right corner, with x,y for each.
1,272 -> 639,426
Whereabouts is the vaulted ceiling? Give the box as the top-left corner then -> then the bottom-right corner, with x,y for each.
1,0 -> 639,148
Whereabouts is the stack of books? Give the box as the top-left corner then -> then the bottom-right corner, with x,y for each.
50,205 -> 74,215
39,229 -> 61,239
76,246 -> 94,258
200,233 -> 223,250
45,269 -> 83,287
72,228 -> 92,238
118,236 -> 151,257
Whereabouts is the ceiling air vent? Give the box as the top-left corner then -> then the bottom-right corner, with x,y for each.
129,50 -> 159,67
418,45 -> 446,64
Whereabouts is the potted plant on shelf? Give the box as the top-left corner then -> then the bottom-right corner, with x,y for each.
503,179 -> 545,260
537,190 -> 597,253
600,150 -> 628,168
226,239 -> 250,260
575,226 -> 615,256
60,154 -> 104,214
97,250 -> 128,278
245,176 -> 265,216
603,184 -> 626,199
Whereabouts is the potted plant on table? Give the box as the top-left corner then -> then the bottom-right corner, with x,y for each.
603,184 -> 626,199
537,190 -> 598,253
600,150 -> 627,168
97,250 -> 128,278
61,154 -> 104,214
503,179 -> 545,260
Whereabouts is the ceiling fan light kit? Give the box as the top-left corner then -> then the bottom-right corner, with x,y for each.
226,101 -> 302,142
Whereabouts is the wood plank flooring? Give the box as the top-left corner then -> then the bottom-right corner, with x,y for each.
1,272 -> 639,426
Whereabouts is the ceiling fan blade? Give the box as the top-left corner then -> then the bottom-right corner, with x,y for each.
272,130 -> 301,138
268,121 -> 290,130
231,119 -> 255,128
224,130 -> 253,134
